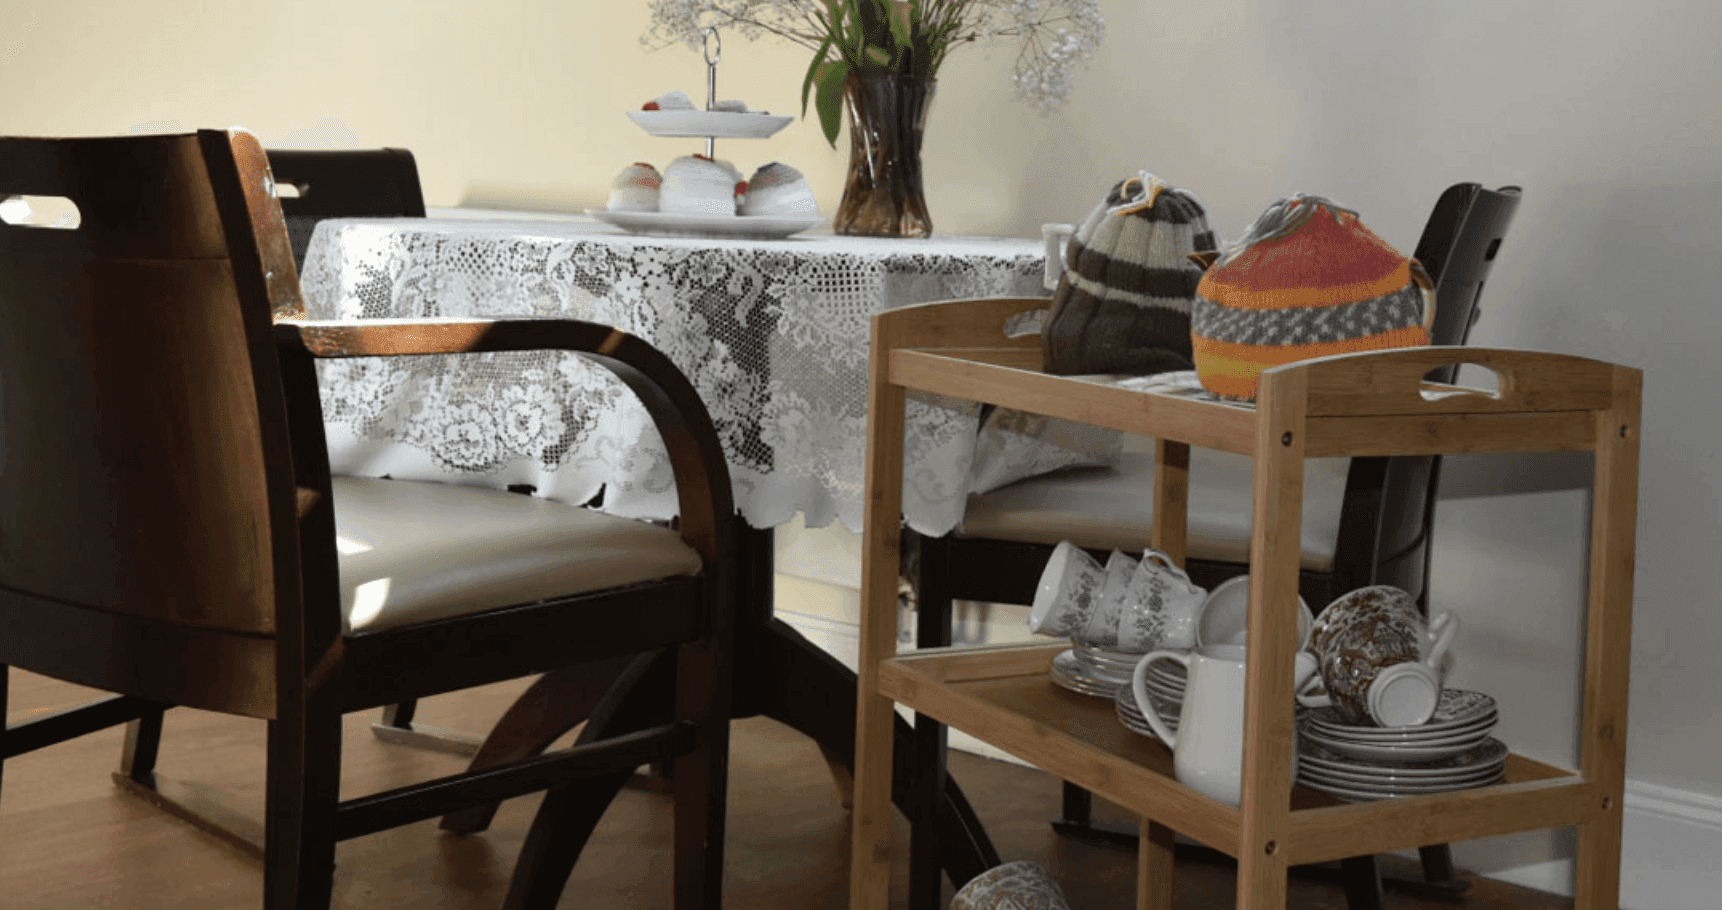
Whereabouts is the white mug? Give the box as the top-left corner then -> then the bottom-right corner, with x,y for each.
1134,643 -> 1318,807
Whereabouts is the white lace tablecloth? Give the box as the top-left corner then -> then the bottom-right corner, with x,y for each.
301,215 -> 1117,534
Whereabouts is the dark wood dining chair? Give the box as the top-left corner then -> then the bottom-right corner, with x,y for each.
900,183 -> 1522,909
0,129 -> 737,910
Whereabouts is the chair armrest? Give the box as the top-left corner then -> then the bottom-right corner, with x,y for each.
274,318 -> 735,571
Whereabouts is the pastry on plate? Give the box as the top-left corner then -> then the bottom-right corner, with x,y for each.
606,162 -> 662,212
741,162 -> 817,217
642,91 -> 698,111
660,155 -> 745,216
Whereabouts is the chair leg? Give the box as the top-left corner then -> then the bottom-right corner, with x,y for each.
263,707 -> 344,910
0,664 -> 8,801
670,719 -> 728,910
118,710 -> 167,786
1340,854 -> 1387,910
908,538 -> 956,910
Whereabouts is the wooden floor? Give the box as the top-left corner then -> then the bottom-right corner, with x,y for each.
2,668 -> 1574,909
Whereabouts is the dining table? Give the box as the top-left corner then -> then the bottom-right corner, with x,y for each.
299,210 -> 1119,884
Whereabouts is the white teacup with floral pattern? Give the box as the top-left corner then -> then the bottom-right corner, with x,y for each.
1029,541 -> 1106,639
1115,550 -> 1207,651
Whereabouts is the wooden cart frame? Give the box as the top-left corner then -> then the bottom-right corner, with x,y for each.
848,297 -> 1641,910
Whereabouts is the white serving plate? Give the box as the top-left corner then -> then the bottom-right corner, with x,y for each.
587,209 -> 821,240
626,109 -> 794,139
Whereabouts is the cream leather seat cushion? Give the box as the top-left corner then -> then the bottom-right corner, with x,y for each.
332,476 -> 703,634
959,448 -> 1350,571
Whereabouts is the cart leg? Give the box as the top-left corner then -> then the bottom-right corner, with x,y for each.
1136,819 -> 1176,910
1573,799 -> 1625,910
1236,844 -> 1290,910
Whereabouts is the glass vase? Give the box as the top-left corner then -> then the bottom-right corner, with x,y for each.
834,70 -> 935,238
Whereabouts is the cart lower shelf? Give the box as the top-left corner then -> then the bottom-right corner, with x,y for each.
881,641 -> 1601,868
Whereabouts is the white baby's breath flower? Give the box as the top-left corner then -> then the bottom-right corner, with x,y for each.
644,0 -> 1106,114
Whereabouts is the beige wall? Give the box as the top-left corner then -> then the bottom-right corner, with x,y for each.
6,1 -> 1721,902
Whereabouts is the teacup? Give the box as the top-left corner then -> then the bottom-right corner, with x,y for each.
1078,550 -> 1140,647
1115,550 -> 1207,652
1299,585 -> 1461,727
1029,540 -> 1105,639
1134,643 -> 1318,807
1195,575 -> 1315,650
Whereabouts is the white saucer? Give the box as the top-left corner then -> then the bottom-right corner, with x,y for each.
1299,725 -> 1492,763
1304,689 -> 1497,737
626,109 -> 794,139
586,209 -> 822,240
1050,649 -> 1121,698
1297,767 -> 1506,802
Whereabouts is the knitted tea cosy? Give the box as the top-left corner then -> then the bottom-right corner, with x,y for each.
1042,172 -> 1218,375
1191,194 -> 1435,402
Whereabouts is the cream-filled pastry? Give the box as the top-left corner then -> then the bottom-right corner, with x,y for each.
659,155 -> 744,216
741,162 -> 817,217
641,90 -> 698,111
605,162 -> 662,212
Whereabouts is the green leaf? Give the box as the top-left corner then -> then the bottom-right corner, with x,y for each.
813,61 -> 849,147
799,34 -> 837,116
886,1 -> 913,55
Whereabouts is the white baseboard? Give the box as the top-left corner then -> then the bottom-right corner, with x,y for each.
1416,779 -> 1722,909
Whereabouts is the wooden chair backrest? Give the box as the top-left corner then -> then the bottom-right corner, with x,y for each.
1338,183 -> 1523,605
267,148 -> 425,273
0,131 -> 303,659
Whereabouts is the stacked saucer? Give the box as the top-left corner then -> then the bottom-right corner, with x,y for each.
1051,642 -> 1158,698
1114,676 -> 1180,742
1297,737 -> 1508,801
1114,655 -> 1186,742
1295,689 -> 1506,800
1048,648 -> 1123,698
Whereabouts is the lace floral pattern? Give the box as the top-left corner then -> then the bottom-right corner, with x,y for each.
302,217 -> 1116,533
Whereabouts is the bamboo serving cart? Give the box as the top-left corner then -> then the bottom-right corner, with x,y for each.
847,297 -> 1641,910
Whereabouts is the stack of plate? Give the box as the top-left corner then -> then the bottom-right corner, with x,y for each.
1051,643 -> 1155,698
1114,656 -> 1186,742
1295,689 -> 1506,800
1297,737 -> 1508,801
1048,649 -> 1121,697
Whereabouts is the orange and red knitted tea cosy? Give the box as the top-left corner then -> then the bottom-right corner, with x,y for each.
1191,195 -> 1435,401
